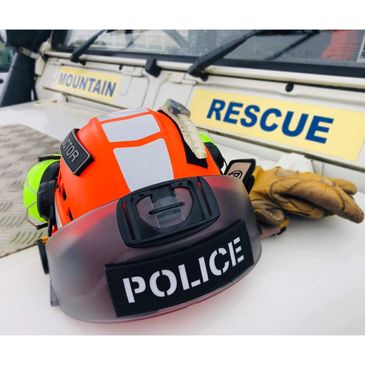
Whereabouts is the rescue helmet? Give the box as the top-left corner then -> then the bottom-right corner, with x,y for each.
29,100 -> 262,322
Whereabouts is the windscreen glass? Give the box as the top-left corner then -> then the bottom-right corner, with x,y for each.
56,30 -> 365,75
0,40 -> 14,72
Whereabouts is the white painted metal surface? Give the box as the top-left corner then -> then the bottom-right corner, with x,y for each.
0,72 -> 7,94
0,98 -> 104,140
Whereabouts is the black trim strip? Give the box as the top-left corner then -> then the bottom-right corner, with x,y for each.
60,129 -> 94,175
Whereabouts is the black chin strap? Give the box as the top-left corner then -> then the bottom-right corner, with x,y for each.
38,180 -> 57,237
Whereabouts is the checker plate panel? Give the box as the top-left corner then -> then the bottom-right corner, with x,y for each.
0,124 -> 60,258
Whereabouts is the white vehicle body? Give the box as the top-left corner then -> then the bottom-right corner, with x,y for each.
0,72 -> 7,94
0,30 -> 365,334
0,39 -> 11,94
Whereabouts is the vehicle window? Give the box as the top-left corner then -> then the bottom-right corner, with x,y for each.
226,30 -> 365,67
0,41 -> 14,72
55,30 -> 365,76
62,30 -> 206,56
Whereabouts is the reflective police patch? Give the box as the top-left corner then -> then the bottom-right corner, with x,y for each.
105,220 -> 254,318
60,129 -> 93,175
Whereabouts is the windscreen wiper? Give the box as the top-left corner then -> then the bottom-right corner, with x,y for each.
188,30 -> 264,80
70,29 -> 106,64
187,30 -> 323,80
163,30 -> 191,51
265,30 -> 320,60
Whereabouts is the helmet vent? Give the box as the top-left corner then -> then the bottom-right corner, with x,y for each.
68,210 -> 73,221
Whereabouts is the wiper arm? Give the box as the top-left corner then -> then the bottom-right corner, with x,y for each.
188,30 -> 264,80
163,30 -> 191,51
70,29 -> 106,64
265,30 -> 320,61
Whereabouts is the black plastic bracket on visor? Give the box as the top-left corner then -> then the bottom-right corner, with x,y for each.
60,129 -> 93,175
105,220 -> 253,318
116,177 -> 220,248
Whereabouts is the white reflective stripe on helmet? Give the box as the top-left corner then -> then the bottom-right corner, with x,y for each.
102,114 -> 160,142
113,138 -> 173,191
97,107 -> 149,121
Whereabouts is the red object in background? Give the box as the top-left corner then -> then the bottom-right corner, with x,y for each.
321,30 -> 360,61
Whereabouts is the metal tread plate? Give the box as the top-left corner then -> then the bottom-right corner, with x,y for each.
0,124 -> 60,258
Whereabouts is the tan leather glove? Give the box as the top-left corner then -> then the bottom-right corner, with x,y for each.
249,166 -> 364,230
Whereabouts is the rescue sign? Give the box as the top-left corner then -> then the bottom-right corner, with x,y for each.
53,66 -> 122,103
189,89 -> 365,161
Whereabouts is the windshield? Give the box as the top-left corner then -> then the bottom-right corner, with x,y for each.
54,30 -> 365,76
0,40 -> 14,73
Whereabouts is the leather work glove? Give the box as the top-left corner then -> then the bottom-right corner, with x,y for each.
249,166 -> 364,232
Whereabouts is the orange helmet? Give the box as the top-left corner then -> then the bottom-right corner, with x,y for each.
54,100 -> 222,228
27,100 -> 262,322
